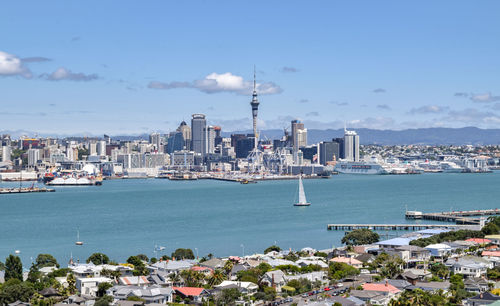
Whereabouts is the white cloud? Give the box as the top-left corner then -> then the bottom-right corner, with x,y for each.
41,67 -> 98,81
0,51 -> 32,78
148,72 -> 282,95
470,92 -> 500,103
409,105 -> 448,114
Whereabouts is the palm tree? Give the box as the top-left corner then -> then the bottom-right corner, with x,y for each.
208,269 -> 226,287
223,260 -> 234,277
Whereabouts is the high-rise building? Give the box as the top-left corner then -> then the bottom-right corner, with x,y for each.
206,126 -> 216,154
291,120 -> 307,163
235,135 -> 255,158
27,148 -> 40,167
191,114 -> 207,156
89,142 -> 97,156
250,68 -> 260,149
343,128 -> 360,161
2,145 -> 11,162
149,133 -> 163,152
319,141 -> 340,165
97,140 -> 107,156
177,121 -> 191,150
166,132 -> 184,154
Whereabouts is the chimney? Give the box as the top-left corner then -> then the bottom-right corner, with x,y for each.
385,280 -> 388,287
272,273 -> 275,288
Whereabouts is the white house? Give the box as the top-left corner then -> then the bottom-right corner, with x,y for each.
76,277 -> 112,297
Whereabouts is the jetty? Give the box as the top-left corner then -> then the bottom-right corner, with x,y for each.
327,224 -> 478,231
405,208 -> 500,225
0,187 -> 55,194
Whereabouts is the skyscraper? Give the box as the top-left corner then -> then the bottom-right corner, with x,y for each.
177,121 -> 191,150
291,119 -> 307,163
343,128 -> 360,162
191,114 -> 207,156
250,68 -> 259,149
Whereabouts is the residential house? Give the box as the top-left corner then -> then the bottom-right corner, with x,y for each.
76,277 -> 112,297
413,281 -> 451,293
329,257 -> 363,269
118,276 -> 150,286
107,285 -> 173,304
214,281 -> 258,295
464,292 -> 500,306
445,257 -> 492,278
173,287 -> 210,304
261,270 -> 286,292
199,258 -> 225,270
464,278 -> 490,293
425,243 -> 452,257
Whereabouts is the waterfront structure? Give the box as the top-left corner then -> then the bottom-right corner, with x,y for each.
191,114 -> 207,156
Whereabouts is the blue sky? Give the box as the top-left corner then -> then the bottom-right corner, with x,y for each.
1,1 -> 500,135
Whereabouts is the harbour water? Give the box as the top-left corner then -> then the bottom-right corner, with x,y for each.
1,172 -> 499,266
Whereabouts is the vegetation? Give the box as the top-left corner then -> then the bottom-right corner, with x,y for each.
94,295 -> 113,306
5,255 -> 23,282
97,282 -> 113,297
34,254 -> 59,269
0,279 -> 35,305
389,288 -> 448,305
77,148 -> 89,160
328,262 -> 359,280
410,229 -> 485,247
429,263 -> 449,280
367,253 -> 404,279
215,288 -> 241,305
341,229 -> 380,245
286,278 -> 313,294
87,253 -> 110,265
172,248 -> 195,260
264,245 -> 281,254
126,255 -> 148,275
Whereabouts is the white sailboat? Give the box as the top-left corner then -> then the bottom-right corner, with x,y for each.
75,229 -> 83,246
294,176 -> 310,206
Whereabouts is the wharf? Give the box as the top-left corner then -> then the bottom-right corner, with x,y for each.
405,208 -> 500,225
0,187 -> 55,194
326,224 -> 477,231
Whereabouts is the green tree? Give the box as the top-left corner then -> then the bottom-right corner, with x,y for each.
66,273 -> 77,295
208,269 -> 226,287
341,229 -> 380,246
87,253 -> 110,265
171,248 -> 195,260
35,254 -> 59,268
223,260 -> 234,276
127,256 -> 148,276
97,282 -> 113,297
430,263 -> 449,279
264,245 -> 281,254
180,270 -> 205,287
0,278 -> 35,304
136,254 -> 149,262
329,262 -> 359,280
5,255 -> 23,282
216,288 -> 240,305
94,295 -> 113,306
0,261 -> 5,271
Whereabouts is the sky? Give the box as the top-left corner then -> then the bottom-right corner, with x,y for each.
1,1 -> 500,136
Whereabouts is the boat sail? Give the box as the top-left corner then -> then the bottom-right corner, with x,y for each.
294,176 -> 310,206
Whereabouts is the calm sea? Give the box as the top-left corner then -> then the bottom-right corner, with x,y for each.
1,172 -> 499,266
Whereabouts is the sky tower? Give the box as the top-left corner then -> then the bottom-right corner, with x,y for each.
250,67 -> 259,148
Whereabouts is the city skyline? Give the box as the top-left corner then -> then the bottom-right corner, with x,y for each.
1,1 -> 500,135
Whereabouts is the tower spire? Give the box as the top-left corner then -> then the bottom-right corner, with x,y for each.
253,65 -> 256,93
250,66 -> 260,149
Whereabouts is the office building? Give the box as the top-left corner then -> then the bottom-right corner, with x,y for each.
166,132 -> 184,154
2,145 -> 11,162
319,141 -> 340,165
343,128 -> 360,161
177,121 -> 191,150
27,148 -> 40,167
191,114 -> 207,156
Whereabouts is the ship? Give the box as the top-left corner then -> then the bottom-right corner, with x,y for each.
46,174 -> 103,186
334,161 -> 389,175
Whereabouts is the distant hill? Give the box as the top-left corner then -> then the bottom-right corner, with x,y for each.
223,127 -> 500,145
2,127 -> 500,145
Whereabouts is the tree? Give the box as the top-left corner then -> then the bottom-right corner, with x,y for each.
171,248 -> 195,260
180,270 -> 205,287
136,254 -> 149,262
87,253 -> 110,265
5,255 -> 23,282
430,263 -> 449,279
0,261 -> 5,271
97,282 -> 113,297
0,279 -> 34,304
328,262 -> 359,280
264,245 -> 281,254
216,288 -> 240,305
94,295 -> 113,306
341,229 -> 380,246
223,260 -> 234,276
208,269 -> 226,287
127,256 -> 148,276
35,254 -> 59,268
66,273 -> 77,295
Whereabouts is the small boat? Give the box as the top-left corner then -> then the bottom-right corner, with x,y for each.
294,175 -> 310,206
75,230 -> 83,246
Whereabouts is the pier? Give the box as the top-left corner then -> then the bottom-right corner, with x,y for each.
405,208 -> 500,225
0,187 -> 55,194
327,224 -> 477,231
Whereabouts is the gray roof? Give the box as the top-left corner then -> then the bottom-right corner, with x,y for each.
414,281 -> 450,291
200,258 -> 225,269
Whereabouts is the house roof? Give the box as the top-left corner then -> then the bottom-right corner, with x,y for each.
425,243 -> 452,249
467,238 -> 492,244
468,292 -> 500,302
483,251 -> 500,257
376,237 -> 412,247
173,287 -> 205,297
119,276 -> 149,285
330,257 -> 362,266
362,283 -> 400,294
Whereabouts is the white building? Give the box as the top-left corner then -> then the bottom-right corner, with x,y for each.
344,128 -> 360,162
27,149 -> 40,167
